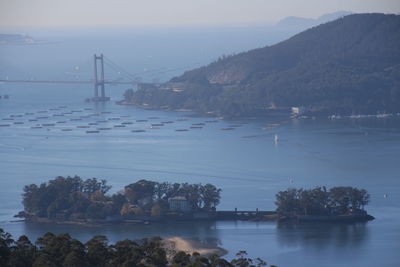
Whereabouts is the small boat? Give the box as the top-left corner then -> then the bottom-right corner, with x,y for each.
86,130 -> 99,133
131,129 -> 146,133
175,129 -> 189,132
274,134 -> 279,143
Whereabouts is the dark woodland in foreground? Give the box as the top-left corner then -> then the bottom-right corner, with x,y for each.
0,229 -> 274,267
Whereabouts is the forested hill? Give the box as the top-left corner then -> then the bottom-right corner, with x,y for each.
124,13 -> 400,117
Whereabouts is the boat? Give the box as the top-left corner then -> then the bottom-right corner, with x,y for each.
274,134 -> 279,142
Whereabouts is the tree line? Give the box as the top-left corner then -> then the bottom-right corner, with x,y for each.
275,186 -> 370,216
0,229 -> 274,267
20,176 -> 221,222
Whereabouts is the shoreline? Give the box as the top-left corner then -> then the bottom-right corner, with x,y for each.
162,237 -> 228,257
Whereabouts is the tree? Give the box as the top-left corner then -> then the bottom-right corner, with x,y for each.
201,184 -> 222,211
86,235 -> 110,267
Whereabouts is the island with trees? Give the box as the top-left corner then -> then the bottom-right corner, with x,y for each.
275,186 -> 374,222
16,176 -> 374,225
17,176 -> 222,224
0,228 -> 275,267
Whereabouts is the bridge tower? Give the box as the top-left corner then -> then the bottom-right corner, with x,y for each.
93,54 -> 110,102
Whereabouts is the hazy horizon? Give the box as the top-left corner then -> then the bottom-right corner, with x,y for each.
1,0 -> 399,28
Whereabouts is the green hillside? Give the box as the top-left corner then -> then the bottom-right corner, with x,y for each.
124,14 -> 400,117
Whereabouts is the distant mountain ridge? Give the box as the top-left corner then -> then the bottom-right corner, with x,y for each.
276,11 -> 353,28
124,13 -> 400,117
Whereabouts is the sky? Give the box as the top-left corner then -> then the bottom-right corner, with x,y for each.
0,0 -> 399,27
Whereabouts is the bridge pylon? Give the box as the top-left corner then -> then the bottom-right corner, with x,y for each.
90,54 -> 110,102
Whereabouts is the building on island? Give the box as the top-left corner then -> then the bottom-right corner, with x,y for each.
168,196 -> 191,213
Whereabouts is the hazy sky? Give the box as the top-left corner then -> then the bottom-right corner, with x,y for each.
1,0 -> 399,27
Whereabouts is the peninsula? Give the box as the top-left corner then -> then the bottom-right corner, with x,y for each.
122,14 -> 400,118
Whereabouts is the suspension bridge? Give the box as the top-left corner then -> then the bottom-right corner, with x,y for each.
0,54 -> 143,102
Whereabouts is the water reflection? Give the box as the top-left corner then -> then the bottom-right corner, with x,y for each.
22,220 -> 221,245
276,222 -> 370,251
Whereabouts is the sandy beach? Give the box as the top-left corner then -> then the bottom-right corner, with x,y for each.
163,237 -> 228,257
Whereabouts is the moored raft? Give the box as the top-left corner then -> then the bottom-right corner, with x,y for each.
86,130 -> 99,133
131,129 -> 146,133
175,129 -> 189,132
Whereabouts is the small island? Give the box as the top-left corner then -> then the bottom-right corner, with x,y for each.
16,176 -> 374,225
275,186 -> 374,223
17,176 -> 222,224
